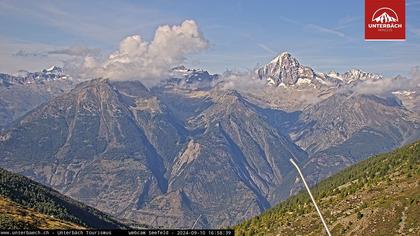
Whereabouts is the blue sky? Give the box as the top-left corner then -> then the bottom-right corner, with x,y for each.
1,0 -> 420,76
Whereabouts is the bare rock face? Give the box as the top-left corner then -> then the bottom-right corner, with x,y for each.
255,52 -> 387,91
290,93 -> 418,155
256,52 -> 315,86
0,78 -> 307,228
165,66 -> 219,90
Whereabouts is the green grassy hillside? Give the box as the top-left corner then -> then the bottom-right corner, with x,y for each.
234,141 -> 420,235
0,167 -> 126,229
0,196 -> 86,229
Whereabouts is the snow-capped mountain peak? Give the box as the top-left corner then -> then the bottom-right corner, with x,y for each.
166,65 -> 219,89
43,66 -> 63,74
1,66 -> 71,86
341,69 -> 383,84
327,70 -> 339,77
170,65 -> 204,77
269,51 -> 293,64
257,52 -> 383,88
257,52 -> 315,86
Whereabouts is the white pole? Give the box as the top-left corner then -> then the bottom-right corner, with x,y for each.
192,214 -> 202,229
289,158 -> 332,236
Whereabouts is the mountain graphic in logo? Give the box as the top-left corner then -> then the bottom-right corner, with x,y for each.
365,0 -> 405,41
371,7 -> 399,23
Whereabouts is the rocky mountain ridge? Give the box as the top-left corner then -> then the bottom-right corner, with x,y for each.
0,66 -> 77,128
256,52 -> 383,88
0,54 -> 418,228
0,78 -> 308,228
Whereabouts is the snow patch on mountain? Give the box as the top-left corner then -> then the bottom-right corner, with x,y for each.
296,78 -> 312,85
161,66 -> 219,90
1,66 -> 72,86
256,52 -> 384,89
392,90 -> 416,97
257,52 -> 314,86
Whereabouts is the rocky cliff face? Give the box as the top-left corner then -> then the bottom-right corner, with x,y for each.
0,78 -> 307,228
256,52 -> 384,89
270,92 -> 420,200
256,52 -> 316,86
290,93 -> 417,155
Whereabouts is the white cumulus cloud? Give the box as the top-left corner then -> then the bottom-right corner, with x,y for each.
86,20 -> 208,85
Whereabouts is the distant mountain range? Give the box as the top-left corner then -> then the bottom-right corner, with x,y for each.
250,53 -> 418,114
0,52 -> 418,228
256,52 -> 383,88
0,66 -> 77,128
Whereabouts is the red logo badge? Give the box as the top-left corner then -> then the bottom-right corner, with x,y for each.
365,0 -> 405,41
